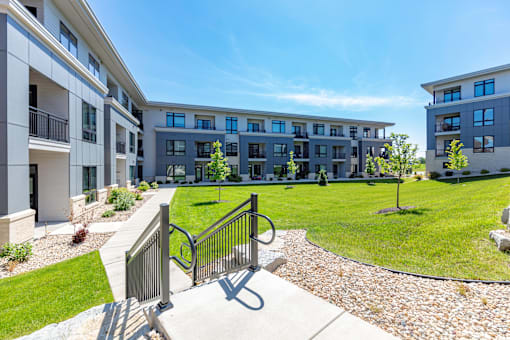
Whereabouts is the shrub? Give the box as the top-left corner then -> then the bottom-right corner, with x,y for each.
194,179 -> 200,183
481,169 -> 490,174
500,168 -> 510,172
72,228 -> 89,244
188,181 -> 193,184
414,174 -> 423,181
102,210 -> 115,218
114,190 -> 135,211
318,169 -> 328,186
157,181 -> 163,185
445,171 -> 454,177
0,242 -> 32,262
277,177 -> 283,181
227,174 -> 242,183
108,188 -> 131,204
287,177 -> 291,180
135,193 -> 143,201
151,182 -> 159,189
428,171 -> 441,180
180,181 -> 187,184
462,170 -> 471,175
137,181 -> 150,192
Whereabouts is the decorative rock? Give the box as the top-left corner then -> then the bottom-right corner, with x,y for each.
259,250 -> 287,272
489,230 -> 510,251
501,207 -> 510,225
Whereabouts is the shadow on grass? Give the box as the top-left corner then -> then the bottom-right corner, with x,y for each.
436,173 -> 510,184
383,207 -> 430,216
192,201 -> 220,206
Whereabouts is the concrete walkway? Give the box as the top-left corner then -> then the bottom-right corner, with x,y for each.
157,269 -> 397,340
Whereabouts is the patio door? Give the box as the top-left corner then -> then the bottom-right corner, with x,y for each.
195,166 -> 203,182
29,164 -> 38,222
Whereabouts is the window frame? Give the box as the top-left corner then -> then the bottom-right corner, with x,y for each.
315,145 -> 327,158
315,164 -> 326,174
248,122 -> 260,132
129,132 -> 135,153
82,101 -> 97,143
272,120 -> 285,134
473,108 -> 494,127
166,140 -> 186,156
443,87 -> 461,102
474,79 -> 494,97
273,143 -> 287,157
349,126 -> 358,139
226,117 -> 238,134
313,123 -> 325,135
197,142 -> 212,157
226,142 -> 238,156
196,119 -> 212,130
473,135 -> 494,153
363,127 -> 371,138
166,164 -> 186,182
351,146 -> 358,158
88,54 -> 100,78
82,166 -> 97,204
59,22 -> 77,57
166,112 -> 185,128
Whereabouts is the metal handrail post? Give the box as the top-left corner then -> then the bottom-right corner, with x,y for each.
158,203 -> 170,309
249,193 -> 259,271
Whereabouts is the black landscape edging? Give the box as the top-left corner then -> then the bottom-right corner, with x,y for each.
304,231 -> 510,285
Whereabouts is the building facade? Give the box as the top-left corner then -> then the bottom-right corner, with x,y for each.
422,64 -> 510,174
0,0 -> 394,244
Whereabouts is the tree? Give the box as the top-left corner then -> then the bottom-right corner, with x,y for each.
375,133 -> 417,209
207,140 -> 231,202
365,154 -> 376,177
286,151 -> 298,188
446,139 -> 469,184
318,169 -> 328,186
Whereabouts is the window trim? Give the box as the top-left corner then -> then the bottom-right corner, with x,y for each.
443,87 -> 461,102
59,22 -> 77,57
473,108 -> 494,127
315,145 -> 327,158
82,101 -> 97,144
166,164 -> 186,182
273,143 -> 287,157
166,140 -> 186,156
349,126 -> 358,139
166,112 -> 185,128
248,122 -> 260,132
313,123 -> 325,135
272,120 -> 285,134
226,117 -> 238,134
473,135 -> 494,153
474,79 -> 495,97
226,142 -> 238,156
88,54 -> 100,78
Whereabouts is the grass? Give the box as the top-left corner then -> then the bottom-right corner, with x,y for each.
0,251 -> 113,339
170,176 -> 510,281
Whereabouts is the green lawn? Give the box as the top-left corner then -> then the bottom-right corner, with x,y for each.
170,177 -> 510,281
0,251 -> 113,339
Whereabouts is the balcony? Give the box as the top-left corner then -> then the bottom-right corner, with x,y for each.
378,152 -> 389,159
245,129 -> 266,133
332,152 -> 346,159
435,122 -> 460,133
435,148 -> 447,157
294,132 -> 309,139
294,152 -> 309,159
196,151 -> 211,158
195,124 -> 216,130
330,132 -> 345,137
248,151 -> 266,159
29,106 -> 69,143
116,141 -> 126,154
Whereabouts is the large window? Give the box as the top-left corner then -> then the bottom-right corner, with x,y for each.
59,22 -> 77,57
166,140 -> 185,156
226,142 -> 238,156
351,146 -> 358,158
167,165 -> 186,182
272,120 -> 285,133
443,87 -> 461,102
166,112 -> 185,128
130,166 -> 135,182
475,79 -> 494,97
88,54 -> 100,78
82,101 -> 97,143
273,144 -> 287,157
197,142 -> 212,157
82,166 -> 96,204
229,165 -> 239,175
121,92 -> 129,110
366,146 -> 375,157
443,116 -> 460,130
349,126 -> 358,139
315,164 -> 326,174
226,117 -> 238,134
313,124 -> 325,135
473,136 -> 494,153
248,122 -> 260,132
330,127 -> 338,136
196,119 -> 212,130
273,165 -> 287,177
315,145 -> 327,158
129,132 -> 135,153
363,127 -> 371,138
473,109 -> 494,127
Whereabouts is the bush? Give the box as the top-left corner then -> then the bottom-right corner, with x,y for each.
287,177 -> 291,180
72,228 -> 89,244
277,177 -> 283,181
462,170 -> 471,175
481,169 -> 490,174
101,210 -> 115,218
0,242 -> 32,262
135,192 -> 143,201
500,168 -> 510,172
428,171 -> 441,180
227,174 -> 242,183
318,169 -> 328,186
445,171 -> 454,177
157,181 -> 163,185
414,174 -> 423,181
108,188 -> 131,204
180,181 -> 187,184
114,190 -> 135,211
137,181 -> 150,192
194,179 -> 200,183
151,182 -> 159,189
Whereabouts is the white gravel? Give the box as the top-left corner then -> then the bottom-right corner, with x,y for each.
274,230 -> 510,340
0,233 -> 113,279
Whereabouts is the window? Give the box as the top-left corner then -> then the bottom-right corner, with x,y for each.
272,120 -> 285,133
226,142 -> 238,156
350,126 -> 358,139
138,165 -> 143,180
88,54 -> 100,78
166,112 -> 185,128
313,124 -> 325,135
249,144 -> 261,157
363,128 -> 371,138
121,92 -> 129,110
82,166 -> 96,204
196,119 -> 212,130
473,136 -> 494,153
292,125 -> 302,135
442,162 -> 449,169
475,79 -> 494,97
130,166 -> 135,181
315,164 -> 326,174
444,139 -> 453,153
366,146 -> 375,157
229,165 -> 239,175
167,165 -> 186,182
375,128 -> 385,139
273,144 -> 287,157
443,87 -> 461,102
197,142 -> 212,157
315,145 -> 327,158
129,132 -> 135,153
273,165 -> 287,177
248,122 -> 260,132
226,117 -> 238,134
59,22 -> 77,57
82,101 -> 97,143
330,128 -> 338,136
351,146 -> 358,158
442,116 -> 460,131
473,108 -> 494,126
166,140 -> 185,156
25,6 -> 37,17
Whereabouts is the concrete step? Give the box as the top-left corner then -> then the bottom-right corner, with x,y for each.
154,269 -> 397,340
170,261 -> 193,294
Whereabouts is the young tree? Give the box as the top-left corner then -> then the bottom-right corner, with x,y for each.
318,169 -> 328,186
375,133 -> 417,209
365,154 -> 376,177
446,139 -> 469,184
286,151 -> 298,186
207,140 -> 231,202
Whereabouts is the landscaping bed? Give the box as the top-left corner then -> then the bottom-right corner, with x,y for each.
274,230 -> 510,340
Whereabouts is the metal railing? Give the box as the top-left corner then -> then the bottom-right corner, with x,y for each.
29,106 -> 69,142
116,141 -> 126,154
196,152 -> 211,158
248,151 -> 266,158
294,152 -> 309,159
435,122 -> 460,133
436,148 -> 447,157
294,132 -> 309,139
333,152 -> 346,159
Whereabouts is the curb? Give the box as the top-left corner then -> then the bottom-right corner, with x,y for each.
304,231 -> 510,285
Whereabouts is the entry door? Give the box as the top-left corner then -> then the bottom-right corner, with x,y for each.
333,164 -> 338,178
254,164 -> 261,176
29,165 -> 38,222
195,166 -> 202,181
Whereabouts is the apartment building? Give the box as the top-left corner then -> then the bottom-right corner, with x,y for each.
0,0 -> 393,244
422,64 -> 510,173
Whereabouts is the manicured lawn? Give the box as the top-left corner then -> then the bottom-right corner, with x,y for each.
170,177 -> 510,280
0,251 -> 113,339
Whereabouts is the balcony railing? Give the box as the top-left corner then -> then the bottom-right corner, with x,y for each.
332,152 -> 346,159
248,151 -> 266,158
29,106 -> 69,143
294,132 -> 309,139
195,124 -> 216,130
246,128 -> 266,133
330,132 -> 345,137
116,141 -> 126,154
196,152 -> 211,158
294,152 -> 309,159
435,122 -> 460,133
436,148 -> 447,157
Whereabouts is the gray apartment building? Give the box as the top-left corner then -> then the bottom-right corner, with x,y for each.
422,64 -> 510,174
0,0 -> 393,245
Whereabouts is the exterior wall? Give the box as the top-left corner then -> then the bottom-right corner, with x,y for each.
309,137 -> 351,177
239,134 -> 294,176
358,139 -> 389,174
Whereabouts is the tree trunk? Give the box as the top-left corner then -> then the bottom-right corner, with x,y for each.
397,174 -> 401,209
457,175 -> 460,184
218,182 -> 221,202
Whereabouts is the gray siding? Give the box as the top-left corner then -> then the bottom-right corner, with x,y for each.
239,135 -> 294,175
309,138 -> 351,176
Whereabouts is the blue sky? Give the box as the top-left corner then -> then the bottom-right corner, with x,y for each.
89,0 -> 510,156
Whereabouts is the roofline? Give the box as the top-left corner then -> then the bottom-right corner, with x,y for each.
143,101 -> 395,127
421,63 -> 510,94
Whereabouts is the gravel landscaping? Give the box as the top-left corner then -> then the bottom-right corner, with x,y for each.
274,230 -> 510,339
0,233 -> 113,279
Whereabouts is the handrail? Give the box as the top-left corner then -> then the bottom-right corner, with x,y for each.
248,212 -> 276,245
169,223 -> 197,271
126,212 -> 160,262
195,210 -> 250,246
29,105 -> 68,122
195,197 -> 252,240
